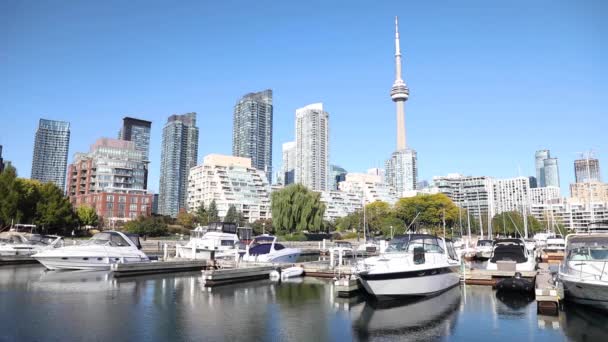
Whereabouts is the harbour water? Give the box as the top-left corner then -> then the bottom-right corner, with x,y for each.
1,265 -> 606,341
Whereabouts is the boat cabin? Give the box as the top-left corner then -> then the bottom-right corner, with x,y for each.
489,239 -> 528,263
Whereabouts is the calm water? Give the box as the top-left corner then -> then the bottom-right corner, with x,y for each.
0,265 -> 606,342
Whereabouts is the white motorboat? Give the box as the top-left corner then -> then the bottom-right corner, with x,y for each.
559,230 -> 608,310
475,239 -> 494,260
175,222 -> 241,260
0,232 -> 63,256
524,239 -> 536,253
357,240 -> 379,254
33,231 -> 149,270
354,234 -> 461,299
242,235 -> 301,263
330,241 -> 354,255
486,239 -> 536,272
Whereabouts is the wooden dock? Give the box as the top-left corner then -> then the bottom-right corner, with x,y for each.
334,277 -> 361,297
201,265 -> 277,286
0,255 -> 39,266
534,263 -> 560,315
302,262 -> 353,278
111,260 -> 210,277
461,267 -> 537,286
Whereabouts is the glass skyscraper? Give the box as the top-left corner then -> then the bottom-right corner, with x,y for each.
295,103 -> 329,191
119,117 -> 152,189
232,89 -> 273,183
31,119 -> 70,192
535,149 -> 560,189
159,113 -> 199,217
535,149 -> 550,187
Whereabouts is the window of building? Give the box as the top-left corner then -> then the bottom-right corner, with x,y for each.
119,196 -> 127,203
107,195 -> 114,202
129,204 -> 138,211
130,197 -> 138,204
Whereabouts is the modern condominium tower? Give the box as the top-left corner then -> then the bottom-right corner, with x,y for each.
119,117 -> 152,189
385,17 -> 418,196
281,141 -> 296,185
159,113 -> 199,217
295,103 -> 329,191
535,149 -> 550,187
232,89 -> 273,183
574,156 -> 601,183
31,119 -> 70,192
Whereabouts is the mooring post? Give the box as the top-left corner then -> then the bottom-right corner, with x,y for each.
163,243 -> 168,261
329,248 -> 335,267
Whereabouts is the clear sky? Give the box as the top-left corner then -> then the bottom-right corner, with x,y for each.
1,1 -> 606,194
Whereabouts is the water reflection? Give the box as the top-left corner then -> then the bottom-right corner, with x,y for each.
0,266 -> 607,341
352,287 -> 461,341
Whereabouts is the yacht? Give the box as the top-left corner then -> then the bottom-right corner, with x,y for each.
354,234 -> 461,299
559,228 -> 608,310
175,222 -> 241,260
241,235 -> 301,263
540,236 -> 566,262
33,231 -> 149,270
486,239 -> 536,272
0,232 -> 63,257
475,239 -> 494,260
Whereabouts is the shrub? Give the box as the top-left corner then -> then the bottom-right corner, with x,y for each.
279,233 -> 307,241
337,232 -> 358,240
123,216 -> 169,237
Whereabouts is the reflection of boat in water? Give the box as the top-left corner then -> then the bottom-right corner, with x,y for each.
495,290 -> 534,311
30,270 -> 128,293
560,302 -> 608,341
353,286 -> 461,338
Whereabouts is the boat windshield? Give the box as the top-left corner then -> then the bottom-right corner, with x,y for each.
477,240 -> 493,247
85,232 -> 130,247
385,235 -> 445,254
567,236 -> 608,261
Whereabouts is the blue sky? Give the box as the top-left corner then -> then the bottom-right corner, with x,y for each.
1,0 -> 606,194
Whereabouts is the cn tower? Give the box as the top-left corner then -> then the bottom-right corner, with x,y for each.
390,16 -> 409,151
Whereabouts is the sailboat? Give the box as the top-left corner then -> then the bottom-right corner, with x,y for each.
357,200 -> 379,254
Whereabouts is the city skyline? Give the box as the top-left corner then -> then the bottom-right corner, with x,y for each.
1,2 -> 606,194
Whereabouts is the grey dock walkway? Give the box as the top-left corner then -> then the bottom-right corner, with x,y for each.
111,260 -> 210,277
201,265 -> 277,287
534,263 -> 560,315
461,267 -> 537,286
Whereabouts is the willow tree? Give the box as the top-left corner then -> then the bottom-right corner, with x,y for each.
271,184 -> 325,234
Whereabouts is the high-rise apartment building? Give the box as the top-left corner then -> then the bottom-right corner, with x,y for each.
67,138 -> 152,225
232,89 -> 273,183
329,165 -> 347,191
367,168 -> 386,183
0,145 -> 4,173
543,157 -> 560,188
528,176 -> 537,189
492,177 -> 531,215
535,150 -> 550,187
119,117 -> 152,189
530,186 -> 561,205
159,113 -> 199,217
570,182 -> 608,204
432,174 -> 494,227
320,190 -> 362,222
31,119 -> 70,192
574,157 -> 601,183
385,17 -> 418,197
295,103 -> 329,191
187,154 -> 271,222
281,141 -> 296,186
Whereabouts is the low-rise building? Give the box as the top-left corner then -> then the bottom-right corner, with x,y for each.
187,154 -> 271,223
319,190 -> 362,222
339,173 -> 398,205
531,201 -> 608,231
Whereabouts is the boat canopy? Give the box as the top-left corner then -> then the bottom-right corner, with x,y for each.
385,234 -> 445,253
86,231 -> 133,247
253,235 -> 275,243
490,244 -> 527,263
477,240 -> 493,247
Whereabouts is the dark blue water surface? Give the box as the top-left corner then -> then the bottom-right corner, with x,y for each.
0,265 -> 606,341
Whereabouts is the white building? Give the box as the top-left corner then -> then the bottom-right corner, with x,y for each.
432,174 -> 495,223
187,154 -> 271,223
529,186 -> 561,205
367,168 -> 386,183
492,177 -> 531,215
281,141 -> 296,185
385,149 -> 418,197
530,201 -> 608,232
319,190 -> 363,222
339,173 -> 398,205
295,103 -> 329,191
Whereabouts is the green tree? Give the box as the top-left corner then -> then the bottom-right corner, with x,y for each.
76,205 -> 99,227
271,184 -> 325,234
176,209 -> 195,229
195,202 -> 208,226
208,200 -> 219,222
34,182 -> 76,234
0,165 -> 21,228
394,194 -> 461,233
335,211 -> 361,232
491,211 -> 543,237
224,205 -> 238,223
251,218 -> 273,235
123,216 -> 168,237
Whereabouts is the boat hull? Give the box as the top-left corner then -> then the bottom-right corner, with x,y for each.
358,266 -> 461,299
34,256 -> 149,271
561,276 -> 608,311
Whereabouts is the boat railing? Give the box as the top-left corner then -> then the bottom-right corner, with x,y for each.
562,260 -> 608,283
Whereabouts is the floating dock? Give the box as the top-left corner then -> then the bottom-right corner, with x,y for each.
111,260 -> 210,277
334,277 -> 361,297
461,268 -> 537,286
201,265 -> 277,287
534,263 -> 561,315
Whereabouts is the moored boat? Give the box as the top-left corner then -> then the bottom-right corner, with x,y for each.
33,231 -> 149,270
486,239 -> 536,272
242,235 -> 301,263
